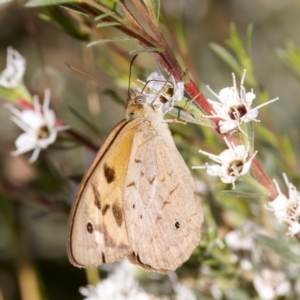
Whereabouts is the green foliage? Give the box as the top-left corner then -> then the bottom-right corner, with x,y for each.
39,6 -> 90,41
277,41 -> 300,80
210,23 -> 256,87
26,0 -> 82,7
255,234 -> 300,264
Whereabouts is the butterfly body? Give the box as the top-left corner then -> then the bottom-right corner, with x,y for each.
67,91 -> 203,274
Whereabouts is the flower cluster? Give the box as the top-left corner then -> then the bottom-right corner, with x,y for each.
4,90 -> 69,163
81,262 -> 161,300
193,138 -> 257,189
0,47 -> 26,89
2,47 -> 69,163
253,269 -> 291,300
136,71 -> 185,114
266,174 -> 300,236
206,70 -> 278,134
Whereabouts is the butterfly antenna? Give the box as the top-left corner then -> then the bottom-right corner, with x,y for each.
65,62 -> 126,98
128,54 -> 138,97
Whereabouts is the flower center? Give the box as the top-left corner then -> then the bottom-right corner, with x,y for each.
228,105 -> 247,120
164,85 -> 174,97
37,125 -> 50,139
228,159 -> 244,176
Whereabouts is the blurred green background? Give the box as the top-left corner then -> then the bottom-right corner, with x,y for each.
1,0 -> 300,299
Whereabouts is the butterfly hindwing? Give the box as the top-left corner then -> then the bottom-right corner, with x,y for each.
123,119 -> 203,273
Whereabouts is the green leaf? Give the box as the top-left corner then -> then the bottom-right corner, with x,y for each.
255,234 -> 300,264
143,0 -> 160,23
255,123 -> 278,147
150,0 -> 160,22
209,42 -> 242,76
281,134 -> 297,167
129,47 -> 162,55
96,21 -> 121,28
94,11 -> 116,21
226,23 -> 246,67
277,41 -> 300,80
26,0 -> 81,7
0,85 -> 32,103
39,6 -> 90,41
220,190 -> 266,199
87,36 -> 137,47
60,4 -> 89,15
168,100 -> 212,126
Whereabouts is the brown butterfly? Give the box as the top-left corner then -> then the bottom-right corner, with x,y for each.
67,89 -> 203,274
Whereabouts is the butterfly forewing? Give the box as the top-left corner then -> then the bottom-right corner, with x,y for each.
67,119 -> 141,267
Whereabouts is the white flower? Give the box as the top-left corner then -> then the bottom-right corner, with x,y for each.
266,174 -> 300,236
4,89 -> 69,163
225,229 -> 254,270
80,261 -> 158,300
0,47 -> 26,88
193,138 -> 257,188
137,71 -> 184,114
225,230 -> 254,252
168,272 -> 197,300
206,70 -> 278,134
253,269 -> 291,300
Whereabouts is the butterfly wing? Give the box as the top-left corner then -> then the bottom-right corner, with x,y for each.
67,119 -> 140,267
123,122 -> 203,274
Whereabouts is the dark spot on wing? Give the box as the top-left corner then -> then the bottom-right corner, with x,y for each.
162,201 -> 171,209
102,252 -> 106,263
102,204 -> 110,216
104,163 -> 115,183
112,203 -> 123,227
140,215 -> 143,219
92,185 -> 101,210
156,216 -> 162,224
132,204 -> 135,209
161,175 -> 166,183
127,182 -> 135,187
135,158 -> 142,163
175,220 -> 180,229
148,176 -> 155,184
141,171 -> 144,176
87,222 -> 93,234
170,183 -> 179,195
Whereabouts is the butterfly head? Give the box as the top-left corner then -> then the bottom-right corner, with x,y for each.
126,89 -> 149,121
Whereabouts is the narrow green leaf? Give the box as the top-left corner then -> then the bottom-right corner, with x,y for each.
246,24 -> 253,62
96,22 -> 121,28
226,23 -> 246,67
87,37 -> 137,47
255,234 -> 300,264
220,190 -> 265,199
277,41 -> 300,80
26,0 -> 81,7
255,123 -> 278,147
151,0 -> 160,22
39,6 -> 90,41
129,47 -> 162,55
0,85 -> 32,103
143,0 -> 160,23
209,43 -> 242,76
281,135 -> 297,167
94,11 -> 116,22
60,4 -> 89,15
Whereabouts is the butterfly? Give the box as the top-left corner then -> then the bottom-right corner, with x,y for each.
67,88 -> 203,274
